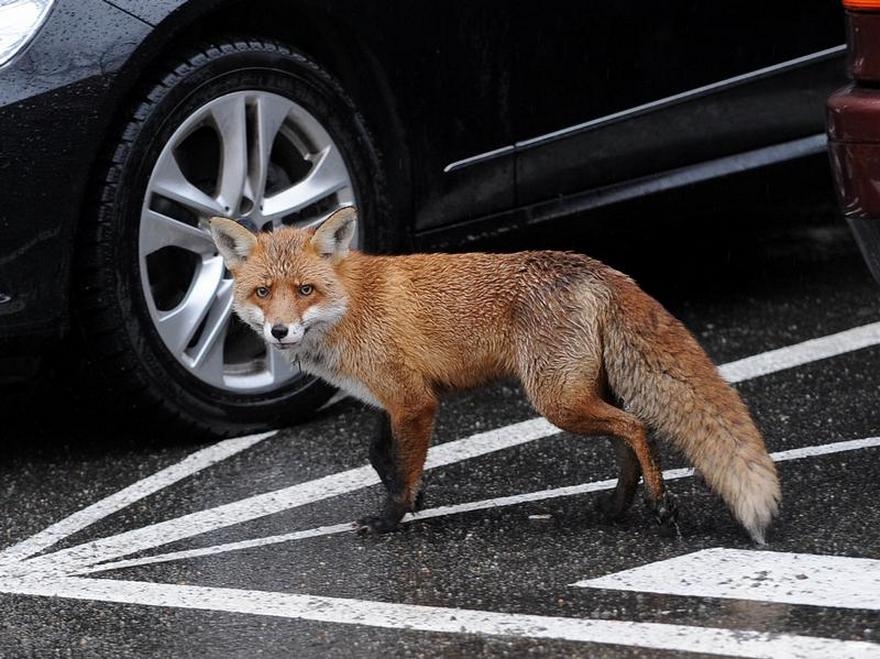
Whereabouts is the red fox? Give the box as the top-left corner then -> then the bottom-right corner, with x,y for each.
210,207 -> 780,544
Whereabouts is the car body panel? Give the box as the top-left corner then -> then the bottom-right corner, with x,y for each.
847,10 -> 880,81
348,0 -> 516,231
0,0 -> 852,361
515,54 -> 844,206
0,0 -> 151,339
104,0 -> 203,25
513,2 -> 844,141
827,7 -> 880,285
106,0 -> 517,232
512,1 -> 845,205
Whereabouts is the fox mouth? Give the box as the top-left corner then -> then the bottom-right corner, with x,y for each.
271,340 -> 301,351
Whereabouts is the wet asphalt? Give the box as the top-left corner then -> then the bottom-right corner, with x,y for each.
1,160 -> 879,657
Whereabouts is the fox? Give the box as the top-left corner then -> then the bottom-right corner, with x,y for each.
210,206 -> 781,544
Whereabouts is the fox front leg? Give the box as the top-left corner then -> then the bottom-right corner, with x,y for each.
368,411 -> 427,513
358,400 -> 437,534
368,411 -> 396,491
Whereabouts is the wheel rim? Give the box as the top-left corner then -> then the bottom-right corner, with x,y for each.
138,90 -> 356,393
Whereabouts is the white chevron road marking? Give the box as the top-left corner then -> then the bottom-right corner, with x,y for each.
70,435 -> 880,575
573,548 -> 880,611
0,431 -> 276,566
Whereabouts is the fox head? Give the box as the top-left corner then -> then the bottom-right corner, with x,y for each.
209,207 -> 356,352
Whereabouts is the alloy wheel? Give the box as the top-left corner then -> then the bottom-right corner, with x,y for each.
138,91 -> 356,392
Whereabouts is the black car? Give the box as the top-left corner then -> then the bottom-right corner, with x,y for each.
0,0 -> 846,435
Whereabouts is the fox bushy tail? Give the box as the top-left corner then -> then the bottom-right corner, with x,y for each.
603,292 -> 780,544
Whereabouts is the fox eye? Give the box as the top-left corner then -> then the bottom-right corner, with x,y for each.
299,284 -> 314,296
255,286 -> 270,298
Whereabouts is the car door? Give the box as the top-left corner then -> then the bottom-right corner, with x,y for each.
510,1 -> 846,206
380,0 -> 516,234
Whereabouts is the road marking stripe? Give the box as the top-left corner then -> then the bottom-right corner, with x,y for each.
75,436 -> 880,575
69,523 -> 361,574
718,321 -> 880,383
14,419 -> 558,575
0,431 -> 276,566
573,548 -> 880,611
0,576 -> 874,658
12,321 -> 880,574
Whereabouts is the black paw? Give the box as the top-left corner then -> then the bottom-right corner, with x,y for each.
356,514 -> 400,534
413,489 -> 426,512
647,492 -> 681,538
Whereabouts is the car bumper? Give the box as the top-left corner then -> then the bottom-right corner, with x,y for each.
827,9 -> 880,285
827,91 -> 880,284
0,0 -> 149,349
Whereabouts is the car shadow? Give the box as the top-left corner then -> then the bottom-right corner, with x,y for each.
0,345 -> 164,459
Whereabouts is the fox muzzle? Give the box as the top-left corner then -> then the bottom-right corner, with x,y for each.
263,321 -> 305,348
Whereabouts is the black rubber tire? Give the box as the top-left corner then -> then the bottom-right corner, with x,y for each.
75,38 -> 393,438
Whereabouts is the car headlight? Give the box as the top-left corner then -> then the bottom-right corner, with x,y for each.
0,0 -> 54,67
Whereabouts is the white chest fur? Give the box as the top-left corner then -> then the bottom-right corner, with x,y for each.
292,342 -> 382,409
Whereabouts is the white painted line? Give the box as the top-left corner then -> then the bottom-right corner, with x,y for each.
0,576 -> 875,658
15,418 -> 559,576
424,417 -> 557,469
718,321 -> 880,383
573,548 -> 880,611
76,436 -> 880,575
767,436 -> 880,461
71,523 -> 360,575
0,431 -> 276,566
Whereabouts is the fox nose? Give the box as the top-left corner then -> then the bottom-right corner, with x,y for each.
270,324 -> 289,340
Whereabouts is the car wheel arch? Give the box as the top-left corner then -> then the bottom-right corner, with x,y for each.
61,0 -> 413,344
122,0 -> 412,236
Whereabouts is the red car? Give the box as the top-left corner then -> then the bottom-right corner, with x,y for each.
828,0 -> 880,283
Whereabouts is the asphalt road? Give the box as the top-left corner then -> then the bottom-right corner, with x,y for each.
1,164 -> 879,657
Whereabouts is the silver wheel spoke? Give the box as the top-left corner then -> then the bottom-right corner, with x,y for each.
140,209 -> 216,256
267,343 -> 298,384
261,144 -> 349,224
155,256 -> 225,353
151,153 -> 226,218
251,94 -> 294,208
187,279 -> 234,385
211,94 -> 249,215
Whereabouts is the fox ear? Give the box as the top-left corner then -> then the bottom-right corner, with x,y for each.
210,217 -> 257,270
311,206 -> 357,260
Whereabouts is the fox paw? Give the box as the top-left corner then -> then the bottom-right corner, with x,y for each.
356,514 -> 400,534
414,489 -> 426,512
648,493 -> 681,538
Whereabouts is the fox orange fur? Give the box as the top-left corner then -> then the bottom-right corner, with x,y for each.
210,207 -> 780,543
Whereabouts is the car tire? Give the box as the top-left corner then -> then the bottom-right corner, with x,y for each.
75,38 -> 394,438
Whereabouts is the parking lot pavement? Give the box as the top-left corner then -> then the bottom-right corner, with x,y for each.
1,195 -> 880,657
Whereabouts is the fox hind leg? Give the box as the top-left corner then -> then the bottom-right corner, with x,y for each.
532,387 -> 678,534
597,434 -> 667,523
596,439 -> 641,521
